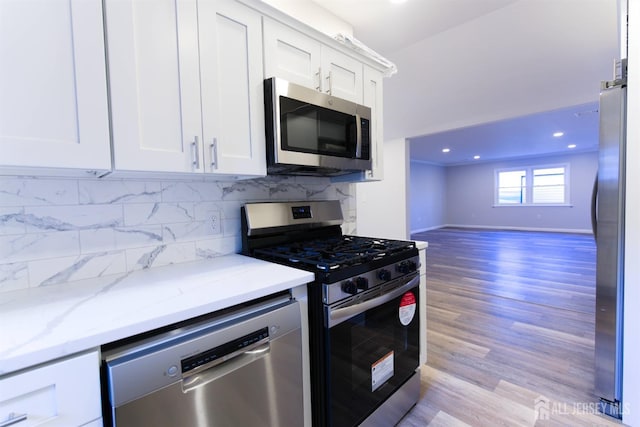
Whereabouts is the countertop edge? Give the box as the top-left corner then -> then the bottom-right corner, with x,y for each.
415,240 -> 428,250
0,255 -> 314,376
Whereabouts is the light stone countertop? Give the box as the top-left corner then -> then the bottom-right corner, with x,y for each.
0,254 -> 314,376
415,240 -> 428,250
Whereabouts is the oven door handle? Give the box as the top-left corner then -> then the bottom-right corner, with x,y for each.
328,275 -> 420,328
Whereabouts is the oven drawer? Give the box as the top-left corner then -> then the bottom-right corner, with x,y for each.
0,350 -> 101,427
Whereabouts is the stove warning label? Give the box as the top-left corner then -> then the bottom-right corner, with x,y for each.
371,351 -> 394,392
399,291 -> 416,326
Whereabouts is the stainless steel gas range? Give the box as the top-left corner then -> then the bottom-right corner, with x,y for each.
242,200 -> 420,427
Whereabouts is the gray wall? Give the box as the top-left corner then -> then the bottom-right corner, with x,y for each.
409,161 -> 446,232
409,151 -> 598,233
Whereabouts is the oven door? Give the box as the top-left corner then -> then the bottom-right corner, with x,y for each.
324,273 -> 420,427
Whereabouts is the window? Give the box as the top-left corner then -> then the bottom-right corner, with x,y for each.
495,165 -> 569,206
532,167 -> 566,203
497,169 -> 527,204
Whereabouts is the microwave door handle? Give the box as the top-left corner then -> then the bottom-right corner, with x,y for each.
355,114 -> 362,158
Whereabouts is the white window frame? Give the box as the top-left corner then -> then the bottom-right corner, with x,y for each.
494,163 -> 571,207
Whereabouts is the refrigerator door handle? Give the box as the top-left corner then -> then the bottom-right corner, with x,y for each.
591,172 -> 598,239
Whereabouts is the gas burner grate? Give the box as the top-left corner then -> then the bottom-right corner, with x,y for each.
254,235 -> 416,272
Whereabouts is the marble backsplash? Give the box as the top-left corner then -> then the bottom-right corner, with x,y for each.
0,175 -> 356,293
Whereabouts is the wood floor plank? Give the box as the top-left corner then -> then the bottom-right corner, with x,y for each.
428,411 -> 473,427
403,365 -> 537,427
397,228 -> 625,427
492,380 -> 620,427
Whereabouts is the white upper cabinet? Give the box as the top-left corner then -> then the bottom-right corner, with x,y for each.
0,0 -> 110,173
321,46 -> 364,104
263,18 -> 322,91
263,18 -> 363,103
105,0 -> 265,177
199,0 -> 266,176
104,0 -> 203,174
363,66 -> 384,181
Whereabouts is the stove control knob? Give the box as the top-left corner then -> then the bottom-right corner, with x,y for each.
341,280 -> 358,295
355,277 -> 369,291
396,261 -> 417,274
377,269 -> 391,281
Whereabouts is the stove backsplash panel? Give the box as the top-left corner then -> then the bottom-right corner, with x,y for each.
0,176 -> 356,293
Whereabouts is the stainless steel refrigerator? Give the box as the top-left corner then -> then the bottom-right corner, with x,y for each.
592,59 -> 627,419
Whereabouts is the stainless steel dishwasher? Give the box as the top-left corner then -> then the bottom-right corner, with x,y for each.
101,292 -> 303,427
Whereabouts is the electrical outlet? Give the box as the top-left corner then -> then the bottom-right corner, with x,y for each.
209,211 -> 222,235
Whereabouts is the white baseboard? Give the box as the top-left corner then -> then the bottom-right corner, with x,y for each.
442,224 -> 594,234
410,225 -> 447,234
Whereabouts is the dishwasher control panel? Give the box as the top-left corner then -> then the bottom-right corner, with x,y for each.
181,327 -> 269,374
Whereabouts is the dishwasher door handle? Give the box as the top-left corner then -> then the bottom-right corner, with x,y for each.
182,341 -> 270,393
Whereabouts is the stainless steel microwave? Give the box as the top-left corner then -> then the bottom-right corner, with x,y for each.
264,77 -> 372,176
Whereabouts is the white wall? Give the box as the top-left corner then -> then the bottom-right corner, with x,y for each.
356,139 -> 410,239
384,0 -> 618,140
409,161 -> 446,233
623,0 -> 639,424
444,152 -> 598,232
259,0 -> 352,37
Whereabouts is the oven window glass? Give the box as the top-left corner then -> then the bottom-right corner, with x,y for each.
327,286 -> 420,427
279,96 -> 357,157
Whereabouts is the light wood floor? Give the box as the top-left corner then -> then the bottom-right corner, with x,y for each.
399,228 -> 624,427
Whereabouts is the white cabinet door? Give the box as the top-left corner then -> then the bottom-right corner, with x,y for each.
0,0 -> 110,172
363,66 -> 384,180
105,0 -> 203,173
321,46 -> 363,103
263,18 -> 363,103
199,0 -> 266,176
0,350 -> 101,427
263,18 -> 322,91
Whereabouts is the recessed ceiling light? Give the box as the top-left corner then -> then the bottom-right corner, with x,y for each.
442,148 -> 450,153
568,144 -> 577,149
553,132 -> 564,137
473,155 -> 480,160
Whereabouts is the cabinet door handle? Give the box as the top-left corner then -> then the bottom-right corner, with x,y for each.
325,71 -> 332,94
0,413 -> 27,427
315,67 -> 321,91
210,138 -> 218,170
191,136 -> 200,169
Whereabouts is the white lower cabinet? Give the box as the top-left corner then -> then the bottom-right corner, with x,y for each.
0,350 -> 101,427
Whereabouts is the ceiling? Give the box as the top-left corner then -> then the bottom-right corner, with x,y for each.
409,102 -> 600,166
311,0 -> 617,166
311,0 -> 519,57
